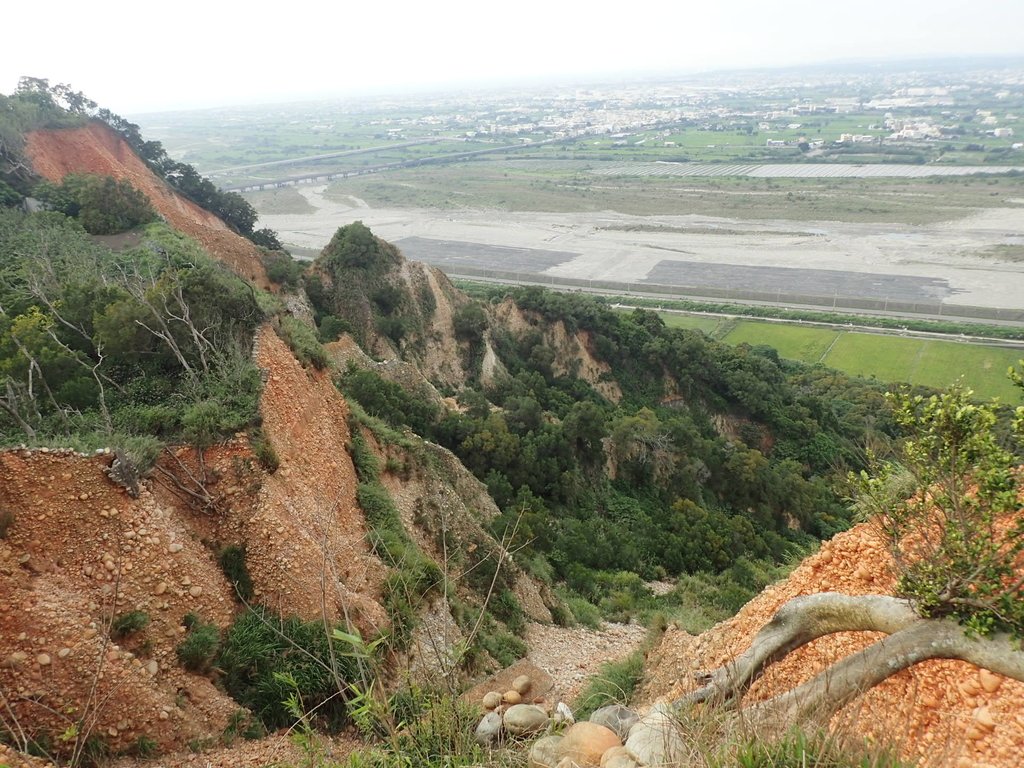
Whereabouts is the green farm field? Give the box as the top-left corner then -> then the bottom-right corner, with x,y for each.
701,318 -> 1021,401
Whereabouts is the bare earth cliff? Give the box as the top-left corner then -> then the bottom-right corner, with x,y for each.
24,123 -> 268,288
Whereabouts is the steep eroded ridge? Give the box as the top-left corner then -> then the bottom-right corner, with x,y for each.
0,326 -> 393,760
24,122 -> 268,287
245,325 -> 387,631
490,297 -> 622,402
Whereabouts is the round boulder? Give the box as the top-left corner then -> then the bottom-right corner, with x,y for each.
482,691 -> 503,710
624,704 -> 688,766
589,705 -> 639,742
513,674 -> 533,694
504,703 -> 550,736
474,711 -> 503,746
600,746 -> 639,768
529,734 -> 565,768
503,689 -> 523,705
561,722 -> 622,767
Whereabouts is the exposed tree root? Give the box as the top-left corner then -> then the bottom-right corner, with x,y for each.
675,592 -> 1024,727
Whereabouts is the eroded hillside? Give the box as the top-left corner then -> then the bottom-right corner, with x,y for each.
489,298 -> 622,402
243,327 -> 387,629
307,221 -> 505,389
6,91 -> 1022,768
24,123 -> 267,287
0,445 -> 243,756
0,325 -> 389,754
0,321 -> 556,762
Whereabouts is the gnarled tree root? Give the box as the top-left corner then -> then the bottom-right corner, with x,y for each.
674,592 -> 1024,727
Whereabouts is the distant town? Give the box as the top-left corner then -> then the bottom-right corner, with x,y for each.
140,59 -> 1024,191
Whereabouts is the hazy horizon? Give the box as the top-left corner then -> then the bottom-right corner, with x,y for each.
5,0 -> 1024,114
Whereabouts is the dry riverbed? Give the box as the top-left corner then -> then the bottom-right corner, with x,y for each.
253,184 -> 1024,311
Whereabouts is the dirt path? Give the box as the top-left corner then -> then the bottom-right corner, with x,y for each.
523,621 -> 648,704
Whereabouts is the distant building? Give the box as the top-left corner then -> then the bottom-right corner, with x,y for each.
993,128 -> 1014,138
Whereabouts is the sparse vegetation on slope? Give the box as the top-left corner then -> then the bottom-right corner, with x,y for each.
0,209 -> 264,464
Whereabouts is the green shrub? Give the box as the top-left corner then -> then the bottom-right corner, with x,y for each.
176,617 -> 220,672
452,302 -> 488,341
115,435 -> 163,474
249,430 -> 279,472
549,601 -> 574,627
388,689 -> 484,763
348,429 -> 380,481
572,649 -> 645,720
111,610 -> 150,639
261,251 -> 302,287
479,628 -> 527,667
221,709 -> 266,745
340,367 -> 438,434
0,178 -> 23,207
278,316 -> 329,369
356,478 -> 442,648
375,315 -> 412,345
323,221 -> 400,271
34,173 -> 156,234
180,399 -> 233,451
557,589 -> 602,629
132,734 -> 158,759
356,483 -> 400,538
492,589 -> 525,634
462,538 -> 516,600
383,557 -> 443,650
598,589 -> 640,624
218,545 -> 254,602
80,735 -> 110,766
318,314 -> 353,342
217,608 -> 357,731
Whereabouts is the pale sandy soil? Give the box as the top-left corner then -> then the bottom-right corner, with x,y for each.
523,621 -> 648,704
254,185 -> 1024,310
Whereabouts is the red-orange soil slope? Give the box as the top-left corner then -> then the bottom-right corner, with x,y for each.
638,523 -> 1024,768
25,122 -> 268,288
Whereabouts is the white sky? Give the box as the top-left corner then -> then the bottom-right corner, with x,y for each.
4,0 -> 1024,114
